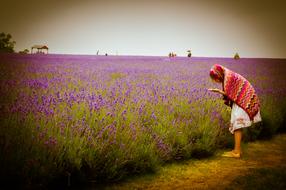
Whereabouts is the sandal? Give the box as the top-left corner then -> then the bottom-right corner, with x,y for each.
221,150 -> 241,158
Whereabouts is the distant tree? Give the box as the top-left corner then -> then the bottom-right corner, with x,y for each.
19,49 -> 29,54
0,32 -> 16,53
234,52 -> 240,60
187,49 -> 192,57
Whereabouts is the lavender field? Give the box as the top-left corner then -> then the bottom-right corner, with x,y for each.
0,53 -> 286,187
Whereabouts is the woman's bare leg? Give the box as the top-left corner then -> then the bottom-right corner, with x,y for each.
233,129 -> 242,154
221,126 -> 242,158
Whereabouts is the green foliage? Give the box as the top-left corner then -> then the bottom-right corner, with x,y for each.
234,52 -> 240,60
187,50 -> 192,57
1,57 -> 285,188
0,32 -> 16,53
19,49 -> 29,54
258,97 -> 285,139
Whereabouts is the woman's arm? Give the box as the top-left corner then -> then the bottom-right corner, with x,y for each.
208,88 -> 233,107
208,88 -> 226,95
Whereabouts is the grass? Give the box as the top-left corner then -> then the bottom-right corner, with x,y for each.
100,134 -> 286,190
226,167 -> 286,190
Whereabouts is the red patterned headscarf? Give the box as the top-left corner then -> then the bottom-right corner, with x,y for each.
210,64 -> 260,120
210,64 -> 224,82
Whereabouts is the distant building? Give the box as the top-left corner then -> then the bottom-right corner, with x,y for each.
169,52 -> 177,57
31,45 -> 49,54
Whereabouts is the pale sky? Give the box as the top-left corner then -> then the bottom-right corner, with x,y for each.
1,0 -> 286,58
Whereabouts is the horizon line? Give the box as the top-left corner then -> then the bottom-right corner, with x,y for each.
5,52 -> 286,59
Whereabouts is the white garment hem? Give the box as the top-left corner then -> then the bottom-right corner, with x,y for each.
229,103 -> 262,134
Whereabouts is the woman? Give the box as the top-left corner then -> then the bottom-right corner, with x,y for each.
208,64 -> 262,158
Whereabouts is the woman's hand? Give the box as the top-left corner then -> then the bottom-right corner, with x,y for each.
208,88 -> 225,95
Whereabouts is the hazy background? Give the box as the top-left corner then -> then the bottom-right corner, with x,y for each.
1,0 -> 286,58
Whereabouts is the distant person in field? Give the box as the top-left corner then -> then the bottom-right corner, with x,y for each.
208,64 -> 262,158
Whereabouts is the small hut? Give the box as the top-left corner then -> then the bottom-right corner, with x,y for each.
31,45 -> 49,54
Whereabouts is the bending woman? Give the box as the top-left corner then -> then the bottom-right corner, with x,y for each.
208,64 -> 262,158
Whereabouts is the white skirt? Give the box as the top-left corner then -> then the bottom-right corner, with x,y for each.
229,103 -> 262,134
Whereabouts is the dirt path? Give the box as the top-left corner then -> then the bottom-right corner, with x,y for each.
98,134 -> 286,190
